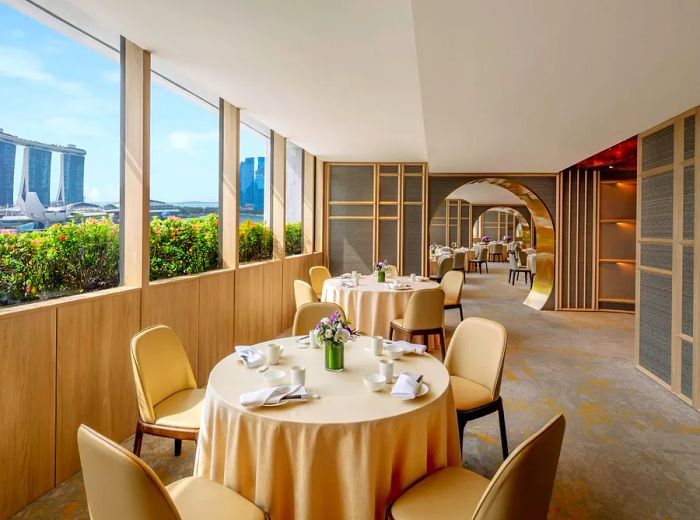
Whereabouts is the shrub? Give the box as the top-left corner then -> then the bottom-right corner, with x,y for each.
238,220 -> 273,263
285,221 -> 302,256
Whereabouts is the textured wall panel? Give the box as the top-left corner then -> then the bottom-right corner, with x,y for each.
328,165 -> 374,201
380,175 -> 399,202
684,115 -> 695,160
460,219 -> 471,245
681,341 -> 693,398
404,164 -> 423,174
329,220 -> 373,274
379,220 -> 398,266
379,204 -> 398,217
403,205 -> 423,275
683,247 -> 694,337
329,205 -> 373,217
379,164 -> 399,174
404,176 -> 423,202
430,225 -> 446,246
684,166 -> 694,240
641,172 -> 673,238
641,124 -> 674,171
639,272 -> 673,384
639,243 -> 672,271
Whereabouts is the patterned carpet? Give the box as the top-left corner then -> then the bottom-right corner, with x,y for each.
11,263 -> 700,519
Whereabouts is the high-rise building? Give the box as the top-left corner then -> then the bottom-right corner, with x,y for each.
57,149 -> 85,203
21,146 -> 52,206
0,139 -> 16,207
253,156 -> 265,210
239,157 -> 255,207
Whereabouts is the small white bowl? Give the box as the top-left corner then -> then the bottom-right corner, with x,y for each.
383,345 -> 404,360
263,369 -> 286,387
363,373 -> 387,392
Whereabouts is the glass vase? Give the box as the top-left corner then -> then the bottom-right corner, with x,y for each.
324,341 -> 344,372
377,271 -> 386,283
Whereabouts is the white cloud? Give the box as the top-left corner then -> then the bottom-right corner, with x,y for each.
0,45 -> 85,95
45,116 -> 104,138
101,69 -> 120,85
168,130 -> 218,151
84,187 -> 101,202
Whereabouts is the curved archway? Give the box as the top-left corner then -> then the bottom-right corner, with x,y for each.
429,177 -> 555,310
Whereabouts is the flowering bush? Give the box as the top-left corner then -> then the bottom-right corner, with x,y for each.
285,221 -> 302,256
313,311 -> 358,346
239,220 -> 273,263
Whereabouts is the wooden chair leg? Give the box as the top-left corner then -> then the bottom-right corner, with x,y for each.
459,304 -> 464,321
389,327 -> 394,340
438,330 -> 446,361
497,398 -> 509,459
133,423 -> 144,456
485,262 -> 489,273
457,413 -> 468,457
174,439 -> 182,456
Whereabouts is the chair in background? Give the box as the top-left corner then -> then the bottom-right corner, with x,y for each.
452,251 -> 466,281
429,255 -> 454,283
489,242 -> 504,262
292,302 -> 345,335
309,265 -> 331,299
468,246 -> 489,274
294,279 -> 319,309
439,246 -> 454,254
444,317 -> 509,458
441,270 -> 464,321
389,415 -> 566,520
390,288 -> 446,359
78,425 -> 265,520
385,264 -> 399,278
130,325 -> 204,457
529,255 -> 536,288
508,250 -> 530,286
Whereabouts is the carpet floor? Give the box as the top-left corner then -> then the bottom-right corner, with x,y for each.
11,263 -> 700,519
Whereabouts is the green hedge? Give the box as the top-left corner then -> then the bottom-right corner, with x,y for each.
285,221 -> 302,256
239,219 -> 273,263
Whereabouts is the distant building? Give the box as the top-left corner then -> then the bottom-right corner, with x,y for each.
57,149 -> 85,203
239,157 -> 255,207
0,139 -> 16,207
254,156 -> 265,210
21,146 -> 52,206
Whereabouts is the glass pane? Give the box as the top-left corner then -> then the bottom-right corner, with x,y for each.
150,75 -> 219,280
0,3 -> 120,306
285,140 -> 303,255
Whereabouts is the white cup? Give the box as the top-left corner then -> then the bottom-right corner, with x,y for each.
352,270 -> 358,278
410,273 -> 416,282
379,359 -> 394,382
291,365 -> 306,386
308,330 -> 318,349
266,343 -> 282,365
371,336 -> 383,356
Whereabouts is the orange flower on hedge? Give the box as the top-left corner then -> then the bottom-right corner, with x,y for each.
31,239 -> 41,247
59,234 -> 67,241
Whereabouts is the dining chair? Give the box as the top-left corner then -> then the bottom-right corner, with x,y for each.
309,265 -> 331,299
292,302 -> 346,335
489,243 -> 504,262
508,250 -> 530,285
389,288 -> 446,359
452,251 -> 466,281
444,317 -> 509,458
468,246 -> 489,274
388,414 -> 566,520
385,264 -> 399,278
78,425 -> 265,520
441,270 -> 464,321
130,325 -> 203,457
294,279 -> 319,309
429,255 -> 453,283
529,255 -> 536,288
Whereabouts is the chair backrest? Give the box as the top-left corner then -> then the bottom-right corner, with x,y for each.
518,250 -> 528,268
472,414 -> 566,520
294,279 -> 318,309
385,264 -> 399,277
131,325 -> 197,424
402,288 -> 445,330
478,247 -> 489,262
508,250 -> 518,269
292,302 -> 345,335
440,270 -> 464,303
488,242 -> 497,253
444,317 -> 507,400
437,256 -> 454,277
452,251 -> 465,269
309,265 -> 331,296
78,425 -> 181,520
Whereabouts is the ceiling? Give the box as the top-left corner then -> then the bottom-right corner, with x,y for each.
32,0 -> 700,172
447,183 -> 523,206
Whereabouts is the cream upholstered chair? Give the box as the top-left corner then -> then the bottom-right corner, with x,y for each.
385,264 -> 399,278
130,325 -> 204,457
390,288 -> 446,359
294,279 -> 318,309
508,250 -> 530,286
441,270 -> 464,321
389,414 -> 566,520
309,265 -> 331,298
78,425 -> 264,520
445,317 -> 509,458
429,255 -> 453,283
292,302 -> 345,335
469,246 -> 489,274
452,251 -> 466,281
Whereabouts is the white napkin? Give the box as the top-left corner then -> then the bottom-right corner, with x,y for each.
235,346 -> 264,369
240,384 -> 309,408
391,372 -> 422,400
391,340 -> 427,355
340,273 -> 352,279
390,282 -> 411,289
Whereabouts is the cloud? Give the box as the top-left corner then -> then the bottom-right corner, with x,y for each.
44,116 -> 104,138
0,45 -> 85,95
84,187 -> 101,202
101,69 -> 120,85
168,130 -> 218,151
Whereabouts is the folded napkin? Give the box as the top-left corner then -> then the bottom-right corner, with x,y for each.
391,340 -> 427,355
340,273 -> 352,279
390,282 -> 411,289
391,372 -> 423,400
240,384 -> 308,408
235,346 -> 264,369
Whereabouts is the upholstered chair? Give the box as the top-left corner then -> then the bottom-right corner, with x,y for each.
390,288 -> 446,359
130,325 -> 203,457
294,279 -> 319,309
469,246 -> 489,274
292,302 -> 346,335
441,270 -> 464,321
309,265 -> 331,298
78,425 -> 264,520
452,251 -> 466,281
518,249 -> 529,268
508,250 -> 530,285
430,255 -> 454,283
529,255 -> 536,288
489,243 -> 504,262
444,317 -> 509,458
385,264 -> 399,278
389,414 -> 566,520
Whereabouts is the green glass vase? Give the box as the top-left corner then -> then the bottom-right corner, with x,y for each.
377,271 -> 386,283
325,341 -> 344,372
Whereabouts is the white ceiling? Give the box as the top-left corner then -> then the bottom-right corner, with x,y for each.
34,0 -> 700,172
447,183 -> 523,206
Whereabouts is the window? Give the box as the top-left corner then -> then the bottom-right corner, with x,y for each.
239,118 -> 272,262
149,74 -> 219,280
0,2 -> 120,306
285,140 -> 303,255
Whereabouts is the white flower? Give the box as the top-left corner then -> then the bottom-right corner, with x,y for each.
325,329 -> 333,339
321,317 -> 330,324
334,328 -> 351,343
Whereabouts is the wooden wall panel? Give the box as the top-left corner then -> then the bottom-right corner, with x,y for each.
262,261 -> 284,340
235,263 -> 265,345
198,270 -> 235,385
0,308 -> 56,519
282,254 -> 310,328
55,290 -> 141,482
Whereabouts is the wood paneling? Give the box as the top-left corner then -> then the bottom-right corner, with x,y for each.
0,308 -> 56,519
56,289 -> 141,482
234,263 -> 265,345
272,131 -> 286,261
198,270 -> 235,385
220,101 -> 239,269
262,261 -> 284,340
282,255 -> 310,327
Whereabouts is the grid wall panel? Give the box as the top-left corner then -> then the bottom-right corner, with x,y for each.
379,176 -> 399,202
430,225 -> 446,247
329,205 -> 373,217
449,226 -> 458,244
639,243 -> 673,271
328,220 -> 373,275
684,166 -> 694,240
379,220 -> 398,266
403,205 -> 423,275
403,177 -> 423,202
682,247 -> 694,337
681,341 -> 693,398
639,272 -> 673,384
684,115 -> 695,160
379,164 -> 399,174
640,172 -> 673,238
379,205 -> 398,217
641,125 -> 674,171
460,219 -> 470,246
328,165 -> 374,201
404,165 -> 423,174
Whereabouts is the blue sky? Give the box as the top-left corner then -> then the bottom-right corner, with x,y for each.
0,2 -> 267,203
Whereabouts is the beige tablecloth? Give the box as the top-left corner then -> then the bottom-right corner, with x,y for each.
321,276 -> 439,337
194,336 -> 460,520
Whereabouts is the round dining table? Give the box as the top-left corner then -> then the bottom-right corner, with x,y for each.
193,335 -> 460,520
321,275 -> 439,337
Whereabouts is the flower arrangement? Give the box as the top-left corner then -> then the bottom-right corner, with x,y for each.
314,312 -> 358,371
481,235 -> 491,244
450,241 -> 458,249
374,260 -> 389,273
503,235 -> 513,243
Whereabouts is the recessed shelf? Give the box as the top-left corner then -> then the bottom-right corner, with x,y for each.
598,297 -> 635,304
599,219 -> 636,224
598,258 -> 635,264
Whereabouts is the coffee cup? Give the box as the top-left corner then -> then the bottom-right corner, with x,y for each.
266,343 -> 282,365
379,359 -> 394,382
370,336 -> 383,356
291,365 -> 306,386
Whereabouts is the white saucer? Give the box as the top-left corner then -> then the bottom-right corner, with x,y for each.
395,383 -> 429,400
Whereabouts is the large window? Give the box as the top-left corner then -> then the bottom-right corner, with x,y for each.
239,118 -> 272,263
149,75 -> 219,280
0,2 -> 120,306
285,140 -> 303,255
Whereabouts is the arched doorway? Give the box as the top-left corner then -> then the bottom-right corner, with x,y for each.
472,206 -> 531,245
428,177 -> 555,310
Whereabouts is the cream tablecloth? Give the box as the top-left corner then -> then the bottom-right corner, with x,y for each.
194,335 -> 460,520
321,276 -> 439,337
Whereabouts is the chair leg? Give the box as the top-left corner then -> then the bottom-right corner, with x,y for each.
389,327 -> 394,340
133,423 -> 143,456
459,304 -> 463,321
485,262 -> 489,273
438,330 -> 446,361
174,438 -> 182,456
457,413 -> 468,457
497,398 -> 509,459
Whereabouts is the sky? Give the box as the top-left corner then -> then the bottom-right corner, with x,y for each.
0,1 -> 268,204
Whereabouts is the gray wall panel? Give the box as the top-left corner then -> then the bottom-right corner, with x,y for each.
403,205 -> 423,275
641,125 -> 674,171
379,220 -> 398,266
640,243 -> 672,271
681,341 -> 693,398
639,272 -> 673,384
641,172 -> 673,238
329,165 -> 374,201
683,247 -> 694,337
329,220 -> 373,275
